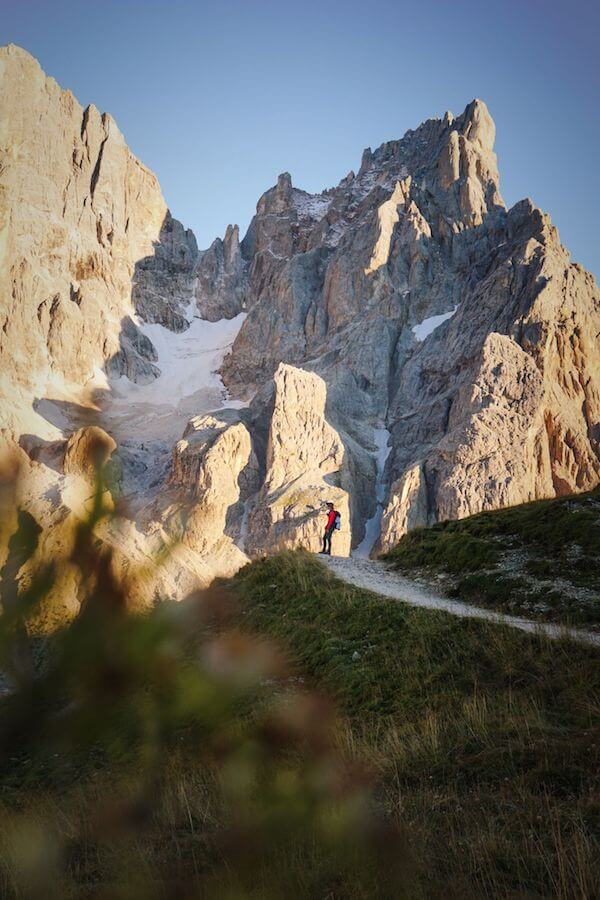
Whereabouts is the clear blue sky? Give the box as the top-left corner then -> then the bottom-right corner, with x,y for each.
3,0 -> 599,275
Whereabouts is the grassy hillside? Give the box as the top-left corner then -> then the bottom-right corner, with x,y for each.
233,551 -> 600,898
383,488 -> 600,627
1,473 -> 406,899
1,457 -> 599,897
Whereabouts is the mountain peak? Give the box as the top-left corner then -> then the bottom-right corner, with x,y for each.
2,47 -> 598,594
459,98 -> 496,151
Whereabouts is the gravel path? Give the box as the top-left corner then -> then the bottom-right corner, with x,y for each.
322,556 -> 600,648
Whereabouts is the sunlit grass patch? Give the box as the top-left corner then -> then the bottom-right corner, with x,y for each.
383,488 -> 600,627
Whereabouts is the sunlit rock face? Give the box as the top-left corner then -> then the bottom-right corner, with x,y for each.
2,41 -> 599,605
63,426 -> 117,482
169,411 -> 258,560
219,98 -> 504,406
378,204 -> 600,549
245,364 -> 351,556
213,100 -> 599,551
0,44 -> 197,439
0,45 -> 235,607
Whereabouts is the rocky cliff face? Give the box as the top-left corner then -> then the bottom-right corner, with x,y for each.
212,100 -> 599,551
245,364 -> 351,556
0,45 -> 219,615
380,201 -> 600,548
1,45 -> 599,621
195,224 -> 247,321
0,44 -> 197,438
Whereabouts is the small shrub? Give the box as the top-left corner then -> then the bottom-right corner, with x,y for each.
525,557 -> 556,578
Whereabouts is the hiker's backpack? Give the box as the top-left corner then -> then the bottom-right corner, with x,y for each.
334,511 -> 341,530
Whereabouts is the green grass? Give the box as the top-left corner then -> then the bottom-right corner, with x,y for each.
0,473 -> 412,899
232,551 -> 600,898
383,488 -> 600,626
1,548 -> 599,897
2,459 -> 600,899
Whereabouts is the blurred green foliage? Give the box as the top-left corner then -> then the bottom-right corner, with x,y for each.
0,454 -> 411,899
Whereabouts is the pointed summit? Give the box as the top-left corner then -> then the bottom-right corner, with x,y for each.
460,98 -> 496,151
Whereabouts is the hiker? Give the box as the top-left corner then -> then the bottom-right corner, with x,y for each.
320,501 -> 340,556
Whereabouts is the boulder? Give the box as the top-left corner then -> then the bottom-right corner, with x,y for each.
63,426 -> 119,483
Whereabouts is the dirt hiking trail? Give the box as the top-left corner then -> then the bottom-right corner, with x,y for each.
322,556 -> 600,648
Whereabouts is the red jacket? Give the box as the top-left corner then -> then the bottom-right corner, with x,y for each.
326,509 -> 337,530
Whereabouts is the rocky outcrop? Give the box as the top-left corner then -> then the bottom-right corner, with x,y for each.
195,225 -> 247,321
219,100 -> 505,405
143,365 -> 352,563
0,45 -> 238,616
380,463 -> 429,550
379,202 -> 600,547
246,364 -> 351,555
169,411 -> 258,559
212,100 -> 599,552
63,426 -> 118,482
3,449 -> 217,631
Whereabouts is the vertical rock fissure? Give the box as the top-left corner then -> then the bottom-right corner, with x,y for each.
353,425 -> 392,558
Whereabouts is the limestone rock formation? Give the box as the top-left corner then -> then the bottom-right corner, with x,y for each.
0,45 -> 234,615
219,99 -> 504,407
2,40 -> 599,611
0,44 -> 197,439
212,99 -> 599,552
63,425 -> 118,482
379,202 -> 600,548
195,225 -> 247,321
246,364 -> 351,555
5,449 -> 217,630
169,411 -> 258,559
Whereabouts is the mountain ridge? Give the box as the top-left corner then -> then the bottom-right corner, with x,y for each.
1,44 -> 598,618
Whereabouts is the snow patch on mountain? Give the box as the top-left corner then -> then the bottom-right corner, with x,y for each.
412,306 -> 458,342
104,305 -> 247,441
292,190 -> 331,221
